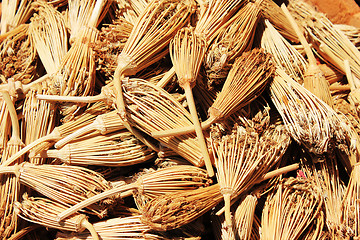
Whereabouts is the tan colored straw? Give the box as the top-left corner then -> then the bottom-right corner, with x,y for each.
1,0 -> 33,34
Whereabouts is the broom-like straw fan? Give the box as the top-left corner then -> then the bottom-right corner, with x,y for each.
37,129 -> 156,167
170,27 -> 214,177
1,0 -> 33,34
211,122 -> 291,226
233,193 -> 258,240
57,165 -> 210,221
281,4 -> 333,107
2,101 -> 111,166
261,177 -> 323,240
261,20 -> 307,84
269,68 -> 352,155
116,0 -> 149,25
0,162 -> 115,218
152,48 -> 275,138
0,90 -> 24,238
14,195 -> 99,240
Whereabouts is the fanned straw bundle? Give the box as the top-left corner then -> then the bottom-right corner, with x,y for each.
335,24 -> 360,51
261,177 -> 323,240
0,91 -> 24,239
261,20 -> 307,84
170,27 -> 213,176
38,129 -> 155,167
269,68 -> 351,155
0,162 -> 114,218
211,122 -> 290,226
116,0 -> 149,25
141,184 -> 223,231
258,0 -> 298,43
281,4 -> 333,107
233,194 -> 258,240
14,195 -> 99,240
205,1 -> 261,86
1,0 -> 33,34
55,215 -> 170,240
57,165 -> 210,221
153,48 -> 275,138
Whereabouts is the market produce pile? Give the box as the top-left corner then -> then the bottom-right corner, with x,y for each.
1,0 -> 360,239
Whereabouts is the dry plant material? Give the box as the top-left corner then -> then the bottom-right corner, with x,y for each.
39,129 -> 156,167
335,24 -> 360,51
55,215 -> 169,240
57,165 -> 210,221
170,27 -> 213,177
0,100 -> 11,157
1,0 -> 33,33
153,48 -> 275,138
211,212 -> 236,240
259,0 -> 298,43
211,122 -> 290,226
205,1 -> 261,86
141,184 -> 223,231
233,194 -> 258,240
116,0 -> 149,25
261,177 -> 323,240
261,20 -> 307,84
269,68 -> 352,155
0,90 -> 25,239
14,195 -> 99,240
281,4 -> 333,107
0,162 -> 114,218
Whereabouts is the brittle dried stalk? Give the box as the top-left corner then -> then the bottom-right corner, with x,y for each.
335,24 -> 360,51
269,68 -> 351,155
1,0 -> 33,34
153,48 -> 275,138
170,27 -> 213,177
211,122 -> 290,226
211,212 -> 236,240
0,90 -> 24,239
281,4 -> 333,107
0,162 -> 114,218
15,195 -> 99,240
233,194 -> 258,240
57,165 -> 210,221
261,177 -> 323,240
261,20 -> 307,84
205,1 -> 261,86
141,184 -> 223,231
38,129 -> 156,167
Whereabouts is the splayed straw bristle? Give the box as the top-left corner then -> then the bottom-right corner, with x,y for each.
170,27 -> 213,177
211,212 -> 236,240
141,184 -> 222,231
233,194 -> 258,240
261,177 -> 323,240
57,165 -> 210,221
116,0 -> 150,25
153,48 -> 275,138
269,68 -> 352,155
261,20 -> 307,84
15,195 -> 99,240
1,0 -> 33,34
0,162 -> 114,218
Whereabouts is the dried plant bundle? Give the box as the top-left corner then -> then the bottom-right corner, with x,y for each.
29,1 -> 68,74
0,99 -> 11,157
281,4 -> 333,107
234,194 -> 258,240
0,162 -> 114,218
205,1 -> 261,85
39,129 -> 156,167
211,123 -> 290,226
170,27 -> 213,177
55,215 -> 169,240
269,68 -> 351,155
57,165 -> 210,221
15,195 -> 99,240
116,0 -> 149,25
1,0 -> 33,33
335,24 -> 360,51
211,212 -> 236,240
141,184 -> 223,231
261,20 -> 307,84
153,48 -> 275,138
0,90 -> 24,239
261,177 -> 323,240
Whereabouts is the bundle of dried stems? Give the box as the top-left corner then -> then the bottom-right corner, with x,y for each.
269,68 -> 352,155
57,165 -> 210,221
205,1 -> 261,86
0,90 -> 24,239
233,194 -> 258,240
211,122 -> 290,226
153,48 -> 275,138
0,162 -> 114,218
170,27 -> 213,176
211,212 -> 236,240
1,0 -> 33,34
116,0 -> 149,25
261,20 -> 307,84
335,24 -> 360,51
261,177 -> 323,240
15,195 -> 99,240
141,184 -> 223,231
